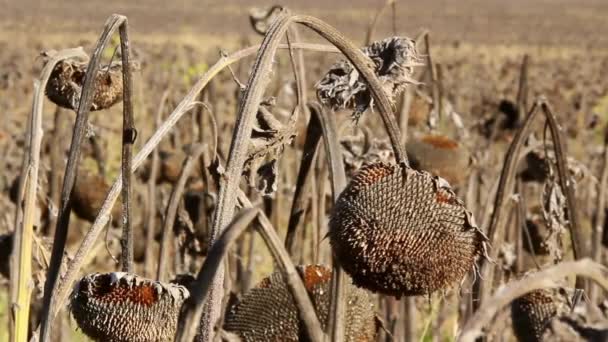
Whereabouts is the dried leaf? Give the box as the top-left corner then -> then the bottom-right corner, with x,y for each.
541,177 -> 568,263
243,102 -> 297,195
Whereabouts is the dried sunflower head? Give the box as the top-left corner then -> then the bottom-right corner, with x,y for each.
224,265 -> 376,342
329,162 -> 487,297
69,272 -> 189,342
43,50 -> 139,111
316,36 -> 422,121
511,287 -> 572,342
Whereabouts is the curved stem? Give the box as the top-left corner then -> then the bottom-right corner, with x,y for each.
39,15 -> 125,342
541,102 -> 583,262
473,101 -> 541,311
309,102 -> 347,342
157,144 -> 207,282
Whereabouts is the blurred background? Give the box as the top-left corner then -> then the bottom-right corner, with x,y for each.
3,0 -> 608,47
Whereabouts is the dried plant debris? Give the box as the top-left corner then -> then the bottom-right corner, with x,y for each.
406,134 -> 471,188
248,5 -> 283,35
518,149 -> 588,185
511,287 -> 573,342
43,50 -> 139,111
329,162 -> 487,297
541,176 -> 568,262
541,300 -> 608,341
243,100 -> 297,195
340,131 -> 393,178
224,265 -> 376,342
69,272 -> 189,342
316,37 -> 421,121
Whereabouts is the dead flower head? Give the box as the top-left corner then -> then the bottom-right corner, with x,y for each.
42,50 -> 140,112
316,36 -> 422,121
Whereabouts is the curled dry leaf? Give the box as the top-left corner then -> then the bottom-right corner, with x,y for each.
42,49 -> 140,111
541,176 -> 568,263
243,101 -> 297,195
316,36 -> 422,121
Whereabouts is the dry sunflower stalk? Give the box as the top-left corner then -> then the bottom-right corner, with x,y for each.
224,264 -> 377,342
316,36 -> 422,121
329,162 -> 487,297
42,49 -> 139,111
69,272 -> 189,342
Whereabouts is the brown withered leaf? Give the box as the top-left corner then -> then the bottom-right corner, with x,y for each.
541,176 -> 568,263
243,101 -> 297,195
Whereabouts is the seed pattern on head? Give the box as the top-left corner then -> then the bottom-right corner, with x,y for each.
511,289 -> 569,342
329,162 -> 486,296
224,265 -> 376,342
70,272 -> 189,342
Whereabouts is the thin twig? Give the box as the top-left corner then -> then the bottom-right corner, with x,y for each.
157,143 -> 206,282
364,0 -> 396,45
590,124 -> 608,302
424,34 -> 439,130
285,108 -> 322,254
144,89 -> 169,277
515,55 -> 529,122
